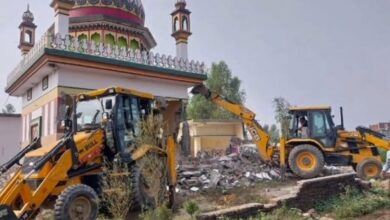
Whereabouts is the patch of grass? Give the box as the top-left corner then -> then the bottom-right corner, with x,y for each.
216,205 -> 304,220
140,205 -> 173,220
258,205 -> 304,220
184,200 -> 200,219
315,186 -> 390,219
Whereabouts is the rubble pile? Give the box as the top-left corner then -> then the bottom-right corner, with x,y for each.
177,145 -> 346,194
177,149 -> 282,193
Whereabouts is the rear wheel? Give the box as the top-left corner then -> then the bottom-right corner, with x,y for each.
54,184 -> 98,220
288,144 -> 325,179
356,158 -> 382,179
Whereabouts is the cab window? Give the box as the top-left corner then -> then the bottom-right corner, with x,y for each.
311,112 -> 326,137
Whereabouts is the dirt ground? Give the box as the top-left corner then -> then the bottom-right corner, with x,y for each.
173,179 -> 298,220
358,208 -> 390,220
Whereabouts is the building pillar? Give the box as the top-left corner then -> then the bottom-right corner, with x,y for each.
193,136 -> 201,157
176,42 -> 188,60
50,0 -> 74,36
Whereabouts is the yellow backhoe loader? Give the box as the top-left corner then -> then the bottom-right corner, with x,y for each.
0,87 -> 177,220
191,84 -> 390,179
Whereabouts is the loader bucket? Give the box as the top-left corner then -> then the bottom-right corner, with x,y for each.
0,205 -> 17,220
190,84 -> 211,98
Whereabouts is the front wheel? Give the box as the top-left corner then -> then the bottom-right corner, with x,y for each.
288,144 -> 325,179
54,184 -> 99,220
356,158 -> 382,180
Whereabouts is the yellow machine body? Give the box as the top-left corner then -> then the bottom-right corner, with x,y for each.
191,84 -> 390,179
0,87 -> 178,220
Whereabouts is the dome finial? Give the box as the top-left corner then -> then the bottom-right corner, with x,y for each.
22,4 -> 34,23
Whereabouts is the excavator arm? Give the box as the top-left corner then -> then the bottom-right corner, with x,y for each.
191,84 -> 273,162
356,126 -> 390,151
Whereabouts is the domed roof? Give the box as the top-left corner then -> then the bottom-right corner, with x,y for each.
22,5 -> 34,23
71,0 -> 145,26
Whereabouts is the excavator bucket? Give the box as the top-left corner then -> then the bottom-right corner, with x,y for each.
190,84 -> 211,98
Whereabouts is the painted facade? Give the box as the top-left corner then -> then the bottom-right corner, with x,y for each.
5,0 -> 206,147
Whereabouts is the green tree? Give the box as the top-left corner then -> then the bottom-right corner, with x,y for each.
2,103 -> 16,114
269,124 -> 280,144
187,61 -> 245,120
273,97 -> 291,137
263,124 -> 280,145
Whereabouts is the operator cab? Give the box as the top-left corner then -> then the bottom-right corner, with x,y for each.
74,87 -> 156,162
288,106 -> 338,148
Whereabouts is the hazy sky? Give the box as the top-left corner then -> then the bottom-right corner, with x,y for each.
1,0 -> 389,129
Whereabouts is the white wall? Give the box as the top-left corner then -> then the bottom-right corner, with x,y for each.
58,67 -> 190,99
22,71 -> 59,108
0,115 -> 22,164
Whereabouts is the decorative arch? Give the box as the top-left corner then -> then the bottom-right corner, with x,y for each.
117,36 -> 127,48
130,39 -> 140,50
91,32 -> 101,43
182,16 -> 189,31
24,30 -> 33,43
78,34 -> 87,42
173,16 -> 179,32
105,33 -> 115,46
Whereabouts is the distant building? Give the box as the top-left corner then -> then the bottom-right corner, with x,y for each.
185,119 -> 244,157
0,114 -> 21,164
5,0 -> 206,147
369,122 -> 390,137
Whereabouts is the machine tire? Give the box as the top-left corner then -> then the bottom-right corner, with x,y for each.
356,158 -> 382,180
130,152 -> 169,210
288,144 -> 325,179
54,184 -> 98,220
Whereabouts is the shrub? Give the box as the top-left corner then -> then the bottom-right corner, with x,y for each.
184,200 -> 200,219
100,160 -> 133,219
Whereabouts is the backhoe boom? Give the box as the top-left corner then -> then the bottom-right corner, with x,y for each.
191,84 -> 273,162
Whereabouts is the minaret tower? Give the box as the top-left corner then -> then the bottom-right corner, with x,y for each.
171,0 -> 192,59
18,4 -> 37,55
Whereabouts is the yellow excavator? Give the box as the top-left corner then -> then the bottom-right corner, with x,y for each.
191,84 -> 390,179
0,87 -> 177,220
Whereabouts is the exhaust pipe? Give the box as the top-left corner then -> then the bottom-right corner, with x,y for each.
340,106 -> 344,130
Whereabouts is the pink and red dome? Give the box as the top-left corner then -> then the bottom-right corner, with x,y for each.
71,0 -> 145,26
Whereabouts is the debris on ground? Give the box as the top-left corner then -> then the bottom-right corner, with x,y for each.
177,146 -> 350,194
177,149 -> 283,194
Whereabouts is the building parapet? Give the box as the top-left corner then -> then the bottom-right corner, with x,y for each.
6,33 -> 207,90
